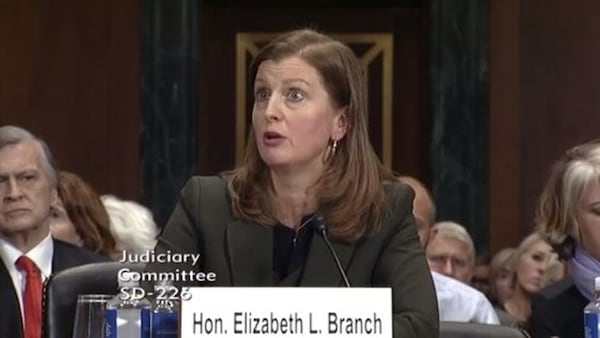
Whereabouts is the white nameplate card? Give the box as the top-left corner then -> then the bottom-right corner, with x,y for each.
180,287 -> 392,337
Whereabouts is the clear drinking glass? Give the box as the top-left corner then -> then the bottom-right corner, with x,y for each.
72,294 -> 113,338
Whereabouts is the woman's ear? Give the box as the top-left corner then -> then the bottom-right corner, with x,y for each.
332,108 -> 349,141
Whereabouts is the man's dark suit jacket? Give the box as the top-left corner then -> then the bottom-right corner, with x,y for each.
529,277 -> 589,338
146,176 -> 439,338
0,239 -> 107,338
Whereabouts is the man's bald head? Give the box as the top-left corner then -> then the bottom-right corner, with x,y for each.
398,176 -> 436,246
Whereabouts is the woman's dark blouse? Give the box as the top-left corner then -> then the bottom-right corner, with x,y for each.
273,215 -> 315,284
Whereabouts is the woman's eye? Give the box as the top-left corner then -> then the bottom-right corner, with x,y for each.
254,88 -> 270,102
286,89 -> 305,102
532,254 -> 544,262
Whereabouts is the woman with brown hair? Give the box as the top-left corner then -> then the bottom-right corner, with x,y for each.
50,170 -> 116,257
147,28 -> 438,337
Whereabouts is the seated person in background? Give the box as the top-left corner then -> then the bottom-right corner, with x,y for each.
502,232 -> 556,331
426,221 -> 475,285
0,126 -> 106,338
147,29 -> 439,337
101,195 -> 158,260
489,247 -> 516,307
50,170 -> 116,257
471,254 -> 492,299
400,176 -> 499,324
540,254 -> 566,288
432,270 -> 500,324
488,247 -> 520,326
530,140 -> 600,338
397,176 -> 436,247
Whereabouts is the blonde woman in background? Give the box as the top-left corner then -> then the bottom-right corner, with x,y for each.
530,140 -> 600,338
502,233 -> 556,331
540,256 -> 566,288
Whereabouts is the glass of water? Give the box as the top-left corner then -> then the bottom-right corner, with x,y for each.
72,294 -> 113,338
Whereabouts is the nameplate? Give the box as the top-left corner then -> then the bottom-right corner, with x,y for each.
180,287 -> 392,337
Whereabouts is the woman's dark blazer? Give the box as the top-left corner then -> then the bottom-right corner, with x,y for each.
529,277 -> 589,338
147,176 -> 439,338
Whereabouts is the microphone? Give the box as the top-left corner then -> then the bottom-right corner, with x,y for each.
311,214 -> 351,287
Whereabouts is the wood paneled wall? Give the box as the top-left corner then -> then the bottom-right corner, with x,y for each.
5,0 -> 600,252
490,0 -> 600,252
0,0 -> 140,199
197,2 -> 430,181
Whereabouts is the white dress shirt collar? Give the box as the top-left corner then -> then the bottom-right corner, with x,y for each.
0,233 -> 54,319
0,233 -> 54,278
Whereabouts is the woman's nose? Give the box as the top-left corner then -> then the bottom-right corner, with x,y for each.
264,94 -> 282,121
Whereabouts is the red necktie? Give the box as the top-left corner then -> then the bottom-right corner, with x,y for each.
16,256 -> 42,338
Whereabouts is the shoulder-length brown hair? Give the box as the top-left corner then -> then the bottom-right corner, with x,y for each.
226,29 -> 393,243
536,140 -> 600,259
57,171 -> 116,256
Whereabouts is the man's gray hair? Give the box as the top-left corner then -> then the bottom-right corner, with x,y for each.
431,221 -> 476,265
0,125 -> 58,187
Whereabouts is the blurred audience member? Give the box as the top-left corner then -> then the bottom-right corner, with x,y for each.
399,176 -> 436,247
530,140 -> 600,338
502,233 -> 555,328
400,176 -> 499,324
490,247 -> 516,307
432,269 -> 499,324
49,197 -> 80,246
540,255 -> 566,288
426,221 -> 475,284
102,195 -> 158,259
0,126 -> 106,338
471,254 -> 492,299
51,171 -> 116,257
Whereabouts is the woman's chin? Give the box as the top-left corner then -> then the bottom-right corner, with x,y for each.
259,152 -> 292,168
523,283 -> 541,294
263,159 -> 292,169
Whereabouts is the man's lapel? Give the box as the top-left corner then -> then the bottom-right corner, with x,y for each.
0,260 -> 24,337
226,220 -> 273,286
51,239 -> 69,272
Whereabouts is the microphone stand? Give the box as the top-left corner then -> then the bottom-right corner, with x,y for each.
311,215 -> 351,287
